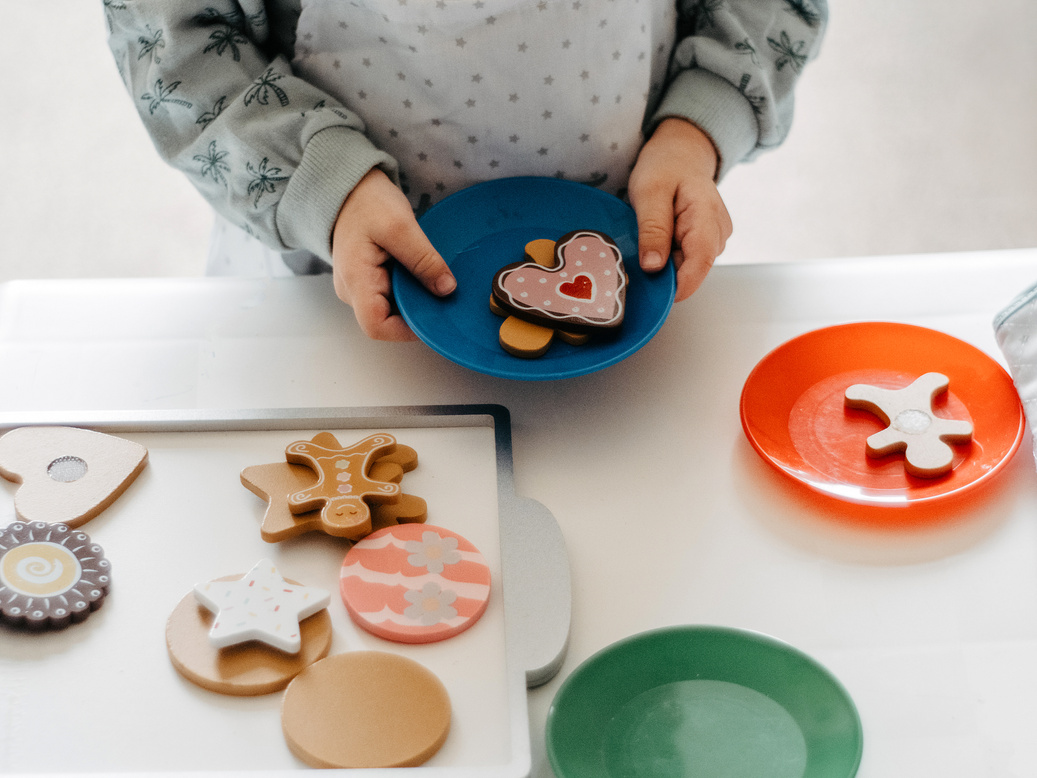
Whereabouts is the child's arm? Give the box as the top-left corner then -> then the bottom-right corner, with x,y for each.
103,1 -> 396,273
635,0 -> 828,295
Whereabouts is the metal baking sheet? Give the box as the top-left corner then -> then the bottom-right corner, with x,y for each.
0,405 -> 571,776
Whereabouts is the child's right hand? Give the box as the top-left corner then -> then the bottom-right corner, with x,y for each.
331,169 -> 457,341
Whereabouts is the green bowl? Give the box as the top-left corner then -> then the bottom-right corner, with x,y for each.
546,626 -> 863,778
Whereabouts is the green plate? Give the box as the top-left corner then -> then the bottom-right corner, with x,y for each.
546,626 -> 863,778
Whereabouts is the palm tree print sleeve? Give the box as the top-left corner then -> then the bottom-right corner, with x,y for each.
652,0 -> 828,179
104,0 -> 397,260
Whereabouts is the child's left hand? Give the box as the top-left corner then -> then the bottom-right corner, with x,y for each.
627,118 -> 732,302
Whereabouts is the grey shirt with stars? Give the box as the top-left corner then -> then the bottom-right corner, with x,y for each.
104,0 -> 827,265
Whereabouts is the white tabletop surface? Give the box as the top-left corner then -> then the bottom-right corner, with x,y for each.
2,249 -> 1037,777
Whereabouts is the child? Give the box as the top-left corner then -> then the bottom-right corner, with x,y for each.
104,0 -> 826,340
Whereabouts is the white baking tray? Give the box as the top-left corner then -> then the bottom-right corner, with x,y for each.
0,405 -> 570,777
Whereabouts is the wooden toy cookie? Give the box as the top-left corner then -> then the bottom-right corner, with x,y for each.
490,237 -> 598,357
0,426 -> 147,527
0,521 -> 110,630
281,651 -> 451,768
192,559 -> 330,654
284,432 -> 403,539
844,372 -> 974,478
492,229 -> 628,335
340,524 -> 491,644
241,437 -> 426,542
166,572 -> 332,696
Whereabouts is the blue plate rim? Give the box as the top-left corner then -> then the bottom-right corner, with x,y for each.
392,176 -> 676,381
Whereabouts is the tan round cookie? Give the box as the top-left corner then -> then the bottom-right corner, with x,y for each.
165,577 -> 332,696
282,651 -> 451,769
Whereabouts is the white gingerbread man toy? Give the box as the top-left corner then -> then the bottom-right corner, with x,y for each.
844,372 -> 974,478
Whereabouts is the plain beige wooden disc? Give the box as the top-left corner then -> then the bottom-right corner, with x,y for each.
165,578 -> 332,696
281,652 -> 451,768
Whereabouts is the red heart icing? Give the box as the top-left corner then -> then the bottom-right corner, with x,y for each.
558,275 -> 593,300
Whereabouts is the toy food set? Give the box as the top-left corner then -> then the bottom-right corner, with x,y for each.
3,319 -> 1025,775
0,406 -> 570,775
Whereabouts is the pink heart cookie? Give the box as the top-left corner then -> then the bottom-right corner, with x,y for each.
492,230 -> 628,333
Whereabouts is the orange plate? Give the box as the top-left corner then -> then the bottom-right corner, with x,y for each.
739,322 -> 1025,507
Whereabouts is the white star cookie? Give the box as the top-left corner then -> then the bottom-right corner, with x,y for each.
194,559 -> 330,654
844,372 -> 974,478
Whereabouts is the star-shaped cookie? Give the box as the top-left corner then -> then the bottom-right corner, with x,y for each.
193,559 -> 330,654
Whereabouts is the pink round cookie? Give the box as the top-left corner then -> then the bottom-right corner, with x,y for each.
340,524 -> 491,644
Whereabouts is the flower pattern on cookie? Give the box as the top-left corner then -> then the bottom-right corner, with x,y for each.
340,524 -> 491,643
403,582 -> 459,626
405,530 -> 462,575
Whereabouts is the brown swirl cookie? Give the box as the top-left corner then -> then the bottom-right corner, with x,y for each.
0,521 -> 110,630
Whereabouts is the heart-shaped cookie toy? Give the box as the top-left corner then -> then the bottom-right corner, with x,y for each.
0,426 -> 148,527
492,229 -> 628,334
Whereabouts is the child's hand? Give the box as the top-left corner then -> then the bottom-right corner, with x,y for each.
627,118 -> 732,302
331,169 -> 456,341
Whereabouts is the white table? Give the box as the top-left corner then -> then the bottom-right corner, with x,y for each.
1,249 -> 1036,777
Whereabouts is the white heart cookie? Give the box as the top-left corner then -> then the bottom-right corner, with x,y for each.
0,426 -> 148,526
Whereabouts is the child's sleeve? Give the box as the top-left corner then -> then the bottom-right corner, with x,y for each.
104,0 -> 394,262
650,0 -> 828,180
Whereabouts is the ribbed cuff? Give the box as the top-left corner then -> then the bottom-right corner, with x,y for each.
648,69 -> 759,181
276,126 -> 399,261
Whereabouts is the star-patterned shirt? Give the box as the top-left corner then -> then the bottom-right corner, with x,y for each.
293,0 -> 676,208
104,0 -> 827,262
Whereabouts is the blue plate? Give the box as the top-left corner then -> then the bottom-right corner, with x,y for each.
393,177 -> 676,380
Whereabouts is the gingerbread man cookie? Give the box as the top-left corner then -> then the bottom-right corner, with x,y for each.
844,372 -> 974,478
0,521 -> 110,629
241,435 -> 426,542
284,433 -> 402,538
0,426 -> 147,527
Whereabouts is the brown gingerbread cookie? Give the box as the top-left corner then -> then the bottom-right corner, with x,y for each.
490,238 -> 590,357
241,437 -> 426,542
284,432 -> 402,538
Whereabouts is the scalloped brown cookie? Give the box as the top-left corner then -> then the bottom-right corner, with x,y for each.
0,521 -> 110,630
